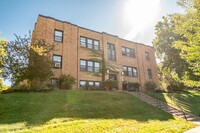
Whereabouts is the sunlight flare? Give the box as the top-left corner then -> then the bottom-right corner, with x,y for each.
121,0 -> 161,40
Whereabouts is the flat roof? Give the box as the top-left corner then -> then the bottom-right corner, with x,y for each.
38,14 -> 153,48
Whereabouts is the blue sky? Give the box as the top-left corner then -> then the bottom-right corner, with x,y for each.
0,0 -> 184,85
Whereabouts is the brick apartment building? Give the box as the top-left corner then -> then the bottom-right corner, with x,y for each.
32,15 -> 159,91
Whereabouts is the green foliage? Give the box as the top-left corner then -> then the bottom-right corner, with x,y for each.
57,74 -> 76,89
0,34 -> 8,91
172,0 -> 200,87
123,81 -> 140,91
145,82 -> 157,91
103,79 -> 118,90
2,32 -> 54,85
153,0 -> 200,88
86,48 -> 120,89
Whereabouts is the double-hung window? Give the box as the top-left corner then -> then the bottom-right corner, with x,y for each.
123,66 -> 138,77
80,59 -> 100,73
53,55 -> 62,68
121,47 -> 135,58
107,43 -> 116,61
80,37 -> 99,50
148,69 -> 152,79
145,52 -> 149,61
54,30 -> 63,42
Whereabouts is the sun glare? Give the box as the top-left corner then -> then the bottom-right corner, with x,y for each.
121,0 -> 161,40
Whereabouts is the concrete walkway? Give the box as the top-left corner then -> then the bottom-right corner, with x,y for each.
183,126 -> 200,133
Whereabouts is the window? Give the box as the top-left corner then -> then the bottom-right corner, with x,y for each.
123,66 -> 138,77
145,52 -> 149,60
121,47 -> 135,58
80,81 -> 87,90
54,30 -> 63,42
107,43 -> 116,61
80,37 -> 86,47
87,61 -> 93,72
80,60 -> 87,71
123,66 -> 128,76
109,74 -> 117,80
51,78 -> 58,85
128,67 -> 133,76
80,36 -> 99,50
80,59 -> 100,72
94,62 -> 100,72
53,55 -> 62,68
79,80 -> 101,90
148,69 -> 152,79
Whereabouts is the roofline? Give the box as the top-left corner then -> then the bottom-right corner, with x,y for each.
38,14 -> 153,48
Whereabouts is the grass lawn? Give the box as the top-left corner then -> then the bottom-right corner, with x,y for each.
0,90 -> 197,133
145,90 -> 200,116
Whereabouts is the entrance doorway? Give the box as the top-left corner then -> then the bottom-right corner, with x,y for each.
109,74 -> 118,90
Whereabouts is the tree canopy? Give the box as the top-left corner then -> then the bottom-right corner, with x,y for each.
153,0 -> 200,88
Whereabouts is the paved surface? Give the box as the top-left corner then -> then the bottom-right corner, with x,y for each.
183,126 -> 200,133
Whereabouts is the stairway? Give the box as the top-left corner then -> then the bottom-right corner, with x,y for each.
125,91 -> 200,124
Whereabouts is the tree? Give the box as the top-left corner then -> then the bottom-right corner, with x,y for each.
84,48 -> 121,89
153,0 -> 200,88
173,0 -> 200,87
2,32 -> 54,86
0,33 -> 8,90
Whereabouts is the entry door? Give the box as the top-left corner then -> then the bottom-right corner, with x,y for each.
109,74 -> 118,90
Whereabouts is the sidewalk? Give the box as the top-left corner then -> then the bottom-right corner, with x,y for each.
183,126 -> 200,133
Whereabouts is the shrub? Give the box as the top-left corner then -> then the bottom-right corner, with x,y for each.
57,74 -> 76,89
103,79 -> 118,90
12,84 -> 30,90
123,81 -> 140,91
145,82 -> 157,92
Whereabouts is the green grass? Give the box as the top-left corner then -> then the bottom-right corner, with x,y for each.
0,90 -> 197,133
145,89 -> 200,116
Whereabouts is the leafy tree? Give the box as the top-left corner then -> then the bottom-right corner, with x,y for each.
0,33 -> 8,90
173,0 -> 200,87
153,0 -> 200,88
2,32 -> 54,86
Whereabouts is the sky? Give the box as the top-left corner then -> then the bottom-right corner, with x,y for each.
0,0 -> 185,85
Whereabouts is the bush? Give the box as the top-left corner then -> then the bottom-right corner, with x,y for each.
2,84 -> 54,94
145,82 -> 157,92
57,74 -> 76,90
12,84 -> 30,90
155,88 -> 166,93
123,81 -> 140,91
103,79 -> 118,90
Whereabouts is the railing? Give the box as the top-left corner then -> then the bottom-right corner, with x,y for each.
170,96 -> 200,117
169,96 -> 187,120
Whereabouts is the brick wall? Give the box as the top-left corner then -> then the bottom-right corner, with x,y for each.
32,15 -> 159,91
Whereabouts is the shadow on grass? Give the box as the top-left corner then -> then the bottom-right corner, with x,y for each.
0,90 -> 175,126
166,90 -> 200,116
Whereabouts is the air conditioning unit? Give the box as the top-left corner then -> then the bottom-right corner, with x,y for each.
54,63 -> 61,68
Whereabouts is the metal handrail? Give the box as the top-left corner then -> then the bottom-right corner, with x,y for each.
171,96 -> 200,117
169,96 -> 187,120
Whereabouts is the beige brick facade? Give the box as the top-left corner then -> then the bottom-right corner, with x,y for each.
32,15 -> 159,91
